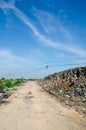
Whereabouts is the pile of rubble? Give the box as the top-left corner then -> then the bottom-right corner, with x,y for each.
0,87 -> 16,104
39,66 -> 86,114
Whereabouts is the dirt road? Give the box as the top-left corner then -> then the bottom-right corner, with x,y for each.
0,81 -> 86,130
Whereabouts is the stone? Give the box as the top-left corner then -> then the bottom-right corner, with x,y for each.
3,92 -> 11,98
58,89 -> 63,95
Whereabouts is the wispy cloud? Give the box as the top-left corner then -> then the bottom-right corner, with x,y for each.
0,48 -> 47,69
0,49 -> 32,68
6,16 -> 13,28
32,8 -> 86,57
0,0 -> 14,10
38,36 -> 85,57
58,9 -> 67,20
0,0 -> 86,57
32,7 -> 72,40
0,49 -> 29,78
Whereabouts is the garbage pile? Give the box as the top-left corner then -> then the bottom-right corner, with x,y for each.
0,87 -> 13,104
39,66 -> 86,114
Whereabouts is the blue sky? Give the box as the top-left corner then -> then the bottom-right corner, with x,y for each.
0,0 -> 86,78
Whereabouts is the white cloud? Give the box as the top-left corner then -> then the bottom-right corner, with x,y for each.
32,8 -> 72,41
0,49 -> 12,58
0,0 -> 86,57
58,9 -> 67,20
0,0 -> 14,9
39,36 -> 86,57
0,49 -> 32,67
13,8 -> 41,38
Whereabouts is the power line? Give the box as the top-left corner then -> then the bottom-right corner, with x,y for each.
27,62 -> 86,75
0,62 -> 86,78
48,62 -> 86,67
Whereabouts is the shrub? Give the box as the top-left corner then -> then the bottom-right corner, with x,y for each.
12,79 -> 22,87
4,80 -> 12,88
0,80 -> 4,92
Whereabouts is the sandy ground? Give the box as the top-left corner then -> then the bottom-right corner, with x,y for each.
0,81 -> 86,130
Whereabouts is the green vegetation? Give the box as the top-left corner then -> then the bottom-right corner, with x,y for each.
12,79 -> 23,87
0,80 -> 4,92
4,80 -> 12,88
28,79 -> 38,81
0,79 -> 23,92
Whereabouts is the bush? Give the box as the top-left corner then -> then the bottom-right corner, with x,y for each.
12,79 -> 22,87
0,79 -> 23,89
4,80 -> 12,88
0,80 -> 4,92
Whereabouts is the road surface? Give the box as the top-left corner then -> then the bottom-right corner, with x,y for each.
0,81 -> 86,130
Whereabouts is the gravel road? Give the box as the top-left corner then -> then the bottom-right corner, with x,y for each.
0,81 -> 86,130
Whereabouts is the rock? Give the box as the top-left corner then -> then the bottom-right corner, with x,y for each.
28,91 -> 32,95
1,99 -> 8,103
84,92 -> 86,97
25,91 -> 34,99
3,92 -> 11,99
65,94 -> 70,99
58,89 -> 63,95
0,91 -> 11,104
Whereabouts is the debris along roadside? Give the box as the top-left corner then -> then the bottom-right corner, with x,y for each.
0,79 -> 23,105
39,66 -> 86,115
0,87 -> 11,104
0,87 -> 17,104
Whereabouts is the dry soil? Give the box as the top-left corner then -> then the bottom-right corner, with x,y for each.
0,81 -> 86,130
